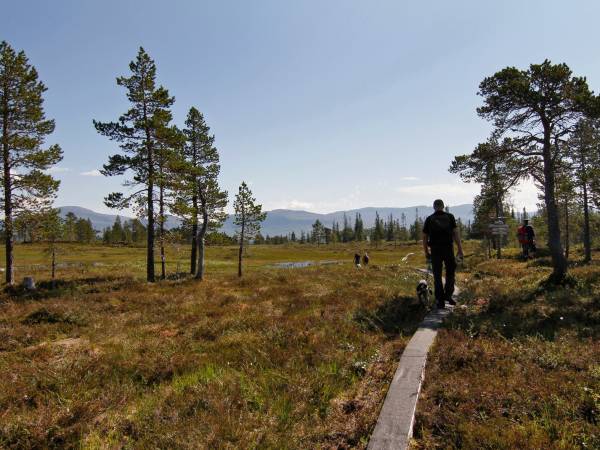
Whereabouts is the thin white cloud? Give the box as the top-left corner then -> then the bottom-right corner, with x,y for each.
395,183 -> 479,196
45,166 -> 70,173
399,176 -> 420,181
80,169 -> 102,177
395,182 -> 480,206
287,200 -> 314,210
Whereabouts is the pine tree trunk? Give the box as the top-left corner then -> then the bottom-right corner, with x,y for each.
495,198 -> 502,259
580,148 -> 592,264
159,184 -> 166,280
141,68 -> 156,283
583,182 -> 591,263
147,182 -> 155,282
197,237 -> 205,280
160,242 -> 166,279
2,97 -> 13,285
195,194 -> 209,280
543,134 -> 567,281
238,219 -> 245,278
51,247 -> 56,288
190,196 -> 198,274
564,201 -> 570,261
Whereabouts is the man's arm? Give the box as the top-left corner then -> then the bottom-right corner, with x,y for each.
453,228 -> 463,256
422,232 -> 430,258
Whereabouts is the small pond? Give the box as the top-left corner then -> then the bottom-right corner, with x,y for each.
271,260 -> 344,269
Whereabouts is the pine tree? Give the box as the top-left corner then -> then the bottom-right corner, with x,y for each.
0,41 -> 63,284
94,47 -> 174,282
156,125 -> 180,279
312,219 -> 325,245
122,220 -> 133,244
131,218 -> 147,244
234,182 -> 266,277
329,222 -> 338,244
171,107 -> 227,280
102,227 -> 111,244
75,217 -> 95,243
476,61 -> 596,281
39,209 -> 64,286
410,208 -> 422,242
554,165 -> 576,260
386,213 -> 394,241
451,139 -> 526,257
111,216 -> 124,243
568,119 -> 600,263
372,211 -> 385,247
64,212 -> 77,241
354,213 -> 364,241
342,213 -> 353,242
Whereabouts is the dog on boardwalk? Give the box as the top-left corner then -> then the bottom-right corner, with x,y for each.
416,279 -> 432,306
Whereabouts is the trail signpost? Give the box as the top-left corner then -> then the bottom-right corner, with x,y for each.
489,221 -> 509,236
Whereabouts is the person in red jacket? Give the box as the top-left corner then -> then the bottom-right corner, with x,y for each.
517,219 -> 536,259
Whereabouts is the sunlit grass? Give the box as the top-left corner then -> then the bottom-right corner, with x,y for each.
412,251 -> 600,450
0,241 -> 441,448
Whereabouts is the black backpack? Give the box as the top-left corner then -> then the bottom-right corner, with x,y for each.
428,213 -> 453,244
429,213 -> 452,235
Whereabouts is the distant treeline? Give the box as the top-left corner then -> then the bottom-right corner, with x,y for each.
255,210 -> 472,245
3,211 -> 241,247
8,211 -> 96,244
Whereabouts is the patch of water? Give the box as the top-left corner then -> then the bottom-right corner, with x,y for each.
271,260 -> 344,269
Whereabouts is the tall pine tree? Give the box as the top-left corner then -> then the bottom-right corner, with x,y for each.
0,41 -> 63,285
171,107 -> 227,280
476,61 -> 596,281
567,119 -> 600,263
94,47 -> 174,282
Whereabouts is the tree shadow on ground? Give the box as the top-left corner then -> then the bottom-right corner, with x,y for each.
446,286 -> 600,341
354,295 -> 428,337
2,275 -> 136,301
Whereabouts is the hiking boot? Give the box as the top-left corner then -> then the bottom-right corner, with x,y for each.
447,298 -> 457,306
436,303 -> 445,309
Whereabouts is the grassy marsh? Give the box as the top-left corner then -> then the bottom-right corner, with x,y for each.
1,242 -> 429,448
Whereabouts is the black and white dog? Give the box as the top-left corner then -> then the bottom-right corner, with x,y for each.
416,279 -> 432,305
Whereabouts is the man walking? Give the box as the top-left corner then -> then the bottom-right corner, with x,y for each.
422,199 -> 463,309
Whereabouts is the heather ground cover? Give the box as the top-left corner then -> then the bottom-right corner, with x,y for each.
412,251 -> 600,450
1,242 -> 431,449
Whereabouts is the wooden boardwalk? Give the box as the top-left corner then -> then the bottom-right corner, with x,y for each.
368,272 -> 456,449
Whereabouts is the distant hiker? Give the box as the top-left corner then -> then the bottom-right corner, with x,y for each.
517,219 -> 536,259
362,252 -> 370,266
354,253 -> 361,267
422,199 -> 463,309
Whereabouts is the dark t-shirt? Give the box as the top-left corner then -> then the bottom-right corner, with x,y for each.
423,211 -> 457,248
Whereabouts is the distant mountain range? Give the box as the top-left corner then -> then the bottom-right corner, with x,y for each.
57,206 -> 181,231
58,204 -> 474,237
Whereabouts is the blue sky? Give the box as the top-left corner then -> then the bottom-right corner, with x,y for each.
3,0 -> 600,213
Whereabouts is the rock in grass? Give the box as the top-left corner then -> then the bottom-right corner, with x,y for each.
22,277 -> 36,290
